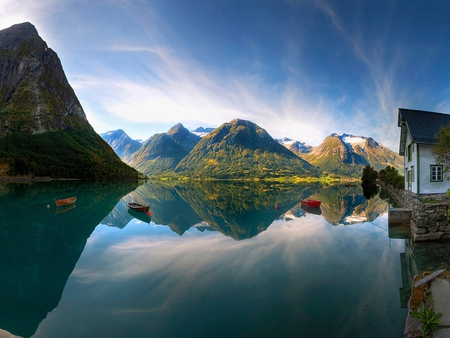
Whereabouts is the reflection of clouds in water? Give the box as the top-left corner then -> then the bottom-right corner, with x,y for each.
72,217 -> 333,315
46,216 -> 404,337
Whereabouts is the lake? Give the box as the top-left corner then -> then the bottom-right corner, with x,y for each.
0,180 -> 446,337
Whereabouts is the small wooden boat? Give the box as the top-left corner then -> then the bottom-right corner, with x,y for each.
55,196 -> 77,207
301,198 -> 321,208
127,202 -> 150,213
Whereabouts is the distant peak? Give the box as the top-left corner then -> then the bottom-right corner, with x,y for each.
168,123 -> 186,134
230,118 -> 249,124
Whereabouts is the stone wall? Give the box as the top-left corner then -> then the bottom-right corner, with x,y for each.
380,182 -> 450,242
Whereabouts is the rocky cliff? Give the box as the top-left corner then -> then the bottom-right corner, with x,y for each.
0,23 -> 138,179
0,22 -> 86,135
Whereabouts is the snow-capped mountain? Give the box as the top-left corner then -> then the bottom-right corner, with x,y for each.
100,129 -> 143,160
277,137 -> 312,155
302,133 -> 403,177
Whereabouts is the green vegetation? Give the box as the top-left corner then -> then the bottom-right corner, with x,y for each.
0,126 -> 138,180
173,145 -> 316,179
378,165 -> 404,189
361,165 -> 378,199
432,122 -> 450,176
411,289 -> 442,337
167,119 -> 317,180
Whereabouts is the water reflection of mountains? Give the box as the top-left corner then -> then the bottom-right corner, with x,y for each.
104,181 -> 389,239
0,181 -> 137,338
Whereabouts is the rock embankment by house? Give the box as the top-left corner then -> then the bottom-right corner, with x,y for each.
380,181 -> 449,242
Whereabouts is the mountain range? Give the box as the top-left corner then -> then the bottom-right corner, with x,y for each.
102,121 -> 403,179
0,22 -> 137,179
0,21 -> 402,181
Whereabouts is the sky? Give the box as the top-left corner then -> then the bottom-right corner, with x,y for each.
1,0 -> 450,150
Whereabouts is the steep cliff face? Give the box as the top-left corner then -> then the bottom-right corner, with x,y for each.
0,22 -> 138,179
0,22 -> 86,135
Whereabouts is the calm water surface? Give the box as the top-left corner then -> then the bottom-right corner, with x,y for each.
0,180 -> 444,337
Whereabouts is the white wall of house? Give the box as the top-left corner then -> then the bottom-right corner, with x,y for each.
417,144 -> 450,195
402,127 -> 450,195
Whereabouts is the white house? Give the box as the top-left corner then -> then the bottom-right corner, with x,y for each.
398,108 -> 450,195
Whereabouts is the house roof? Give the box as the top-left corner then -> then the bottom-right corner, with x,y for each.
398,109 -> 450,155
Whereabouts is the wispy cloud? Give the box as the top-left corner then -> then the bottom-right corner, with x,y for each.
310,0 -> 404,148
2,0 -> 430,149
62,27 -> 337,143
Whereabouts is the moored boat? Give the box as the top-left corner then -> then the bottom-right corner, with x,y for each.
55,196 -> 77,207
127,202 -> 150,213
301,198 -> 321,208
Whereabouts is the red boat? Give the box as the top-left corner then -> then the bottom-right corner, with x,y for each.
301,198 -> 321,208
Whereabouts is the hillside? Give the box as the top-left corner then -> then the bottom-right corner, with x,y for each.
0,22 -> 138,179
173,119 -> 317,179
127,123 -> 201,175
302,133 -> 403,177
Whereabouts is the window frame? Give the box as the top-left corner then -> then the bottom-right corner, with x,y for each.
430,165 -> 443,182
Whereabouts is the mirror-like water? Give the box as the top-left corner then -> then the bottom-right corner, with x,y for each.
0,181 -> 441,337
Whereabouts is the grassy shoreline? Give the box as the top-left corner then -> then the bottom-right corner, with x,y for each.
0,175 -> 361,184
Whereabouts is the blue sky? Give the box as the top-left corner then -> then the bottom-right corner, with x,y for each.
2,0 -> 450,150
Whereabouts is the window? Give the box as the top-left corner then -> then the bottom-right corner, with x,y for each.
411,166 -> 415,182
430,165 -> 443,182
407,144 -> 412,162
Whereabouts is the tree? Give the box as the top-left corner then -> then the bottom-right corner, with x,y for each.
361,165 -> 379,199
432,123 -> 450,178
379,165 -> 404,189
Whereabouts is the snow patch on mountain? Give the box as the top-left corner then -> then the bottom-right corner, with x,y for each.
277,137 -> 312,154
334,133 -> 368,153
342,135 -> 366,146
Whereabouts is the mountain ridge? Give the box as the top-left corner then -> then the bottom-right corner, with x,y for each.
126,123 -> 201,175
103,124 -> 402,179
172,118 -> 316,178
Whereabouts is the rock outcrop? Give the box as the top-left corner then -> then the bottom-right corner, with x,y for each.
0,22 -> 86,135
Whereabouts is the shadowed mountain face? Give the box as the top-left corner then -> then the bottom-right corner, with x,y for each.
0,181 -> 137,337
0,22 -> 137,179
100,129 -> 142,160
127,123 -> 201,175
0,22 -> 86,134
